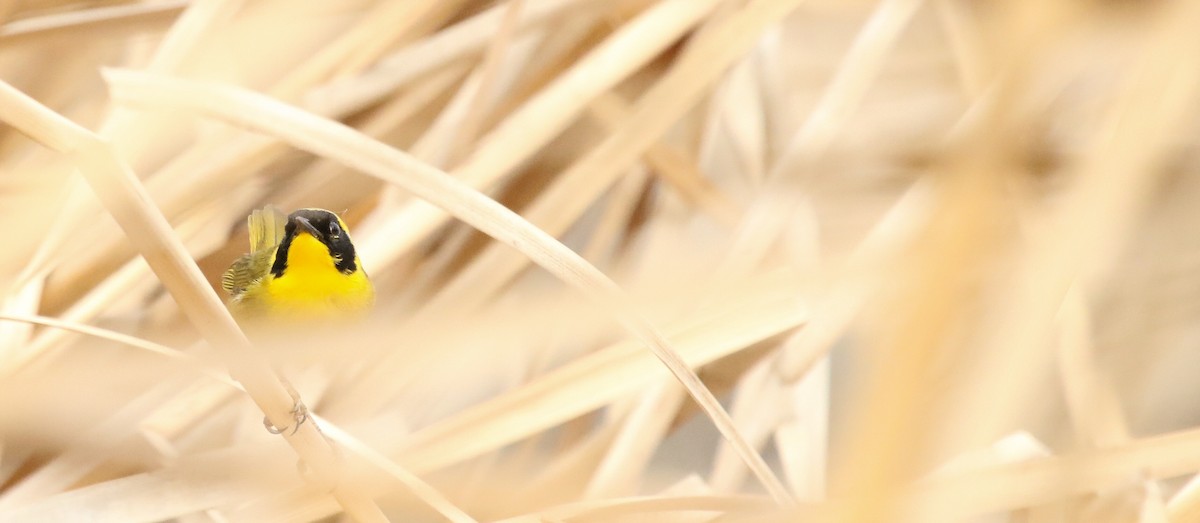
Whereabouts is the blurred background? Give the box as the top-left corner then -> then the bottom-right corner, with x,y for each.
2,0 -> 1200,521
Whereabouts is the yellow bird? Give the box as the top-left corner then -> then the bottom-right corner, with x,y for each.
222,206 -> 374,320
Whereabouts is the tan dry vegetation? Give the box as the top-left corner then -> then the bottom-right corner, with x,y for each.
1,0 -> 1200,521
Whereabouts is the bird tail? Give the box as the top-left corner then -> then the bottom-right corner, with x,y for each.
248,205 -> 288,253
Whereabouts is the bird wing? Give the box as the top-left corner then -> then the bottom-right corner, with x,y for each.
222,247 -> 276,296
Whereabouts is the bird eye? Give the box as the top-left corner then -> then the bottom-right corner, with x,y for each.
328,221 -> 341,238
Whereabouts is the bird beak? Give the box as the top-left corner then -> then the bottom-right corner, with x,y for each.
292,216 -> 321,237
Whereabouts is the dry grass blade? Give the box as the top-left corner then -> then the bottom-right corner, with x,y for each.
583,379 -> 686,499
417,0 -> 806,323
0,445 -> 293,523
270,0 -> 459,100
142,0 -> 243,74
906,426 -> 1200,520
934,0 -> 988,97
1055,287 -> 1129,447
747,427 -> 1200,522
498,494 -> 775,523
306,0 -> 602,115
443,0 -> 525,160
0,80 -> 88,151
1169,473 -> 1200,520
356,0 -> 725,270
0,313 -> 239,391
587,92 -> 742,225
0,313 -> 184,362
776,0 -> 924,166
0,0 -> 186,48
0,384 -> 177,509
940,0 -> 1200,456
6,257 -> 157,372
312,414 -> 478,523
395,271 -> 804,475
710,359 -> 787,493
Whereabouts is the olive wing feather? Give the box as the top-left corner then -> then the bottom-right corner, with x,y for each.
221,248 -> 276,295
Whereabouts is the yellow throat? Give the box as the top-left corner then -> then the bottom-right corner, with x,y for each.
264,232 -> 373,316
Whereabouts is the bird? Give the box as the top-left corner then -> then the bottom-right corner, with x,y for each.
222,206 -> 374,320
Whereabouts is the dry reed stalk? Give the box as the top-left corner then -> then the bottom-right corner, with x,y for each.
938,0 -> 1200,460
25,210 -> 247,375
141,0 -> 243,73
903,426 -> 1200,520
357,0 -> 726,271
583,378 -> 686,499
710,357 -> 789,492
510,421 -> 625,512
723,59 -> 775,191
725,427 -> 1200,522
775,365 -> 829,499
391,17 -> 540,171
708,180 -> 930,496
0,80 -> 381,520
1140,481 -> 1169,523
415,0 -> 806,322
444,0 -> 526,162
834,172 -> 1006,523
0,384 -> 178,509
0,443 -> 296,523
934,0 -> 988,98
1169,475 -> 1200,520
276,64 -> 473,211
311,414 -> 477,523
357,21 -> 596,292
104,65 -> 796,503
7,258 -> 156,372
270,0 -> 461,101
350,32 -> 544,293
1055,287 -> 1130,448
0,0 -> 185,49
498,494 -> 774,523
587,92 -> 742,226
0,313 -> 191,364
392,271 -> 804,471
774,0 -> 924,167
579,164 -> 650,265
306,0 -> 604,116
21,0 -> 249,319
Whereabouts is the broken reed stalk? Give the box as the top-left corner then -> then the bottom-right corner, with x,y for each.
104,67 -> 796,506
0,80 -> 384,521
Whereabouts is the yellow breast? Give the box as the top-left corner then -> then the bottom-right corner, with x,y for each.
238,233 -> 374,319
